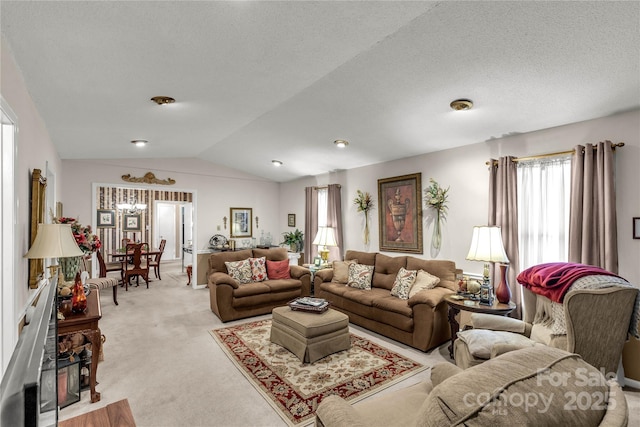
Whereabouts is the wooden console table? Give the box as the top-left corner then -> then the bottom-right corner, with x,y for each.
58,289 -> 102,403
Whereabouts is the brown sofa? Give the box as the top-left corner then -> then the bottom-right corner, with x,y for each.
316,346 -> 628,426
314,250 -> 459,352
207,247 -> 311,322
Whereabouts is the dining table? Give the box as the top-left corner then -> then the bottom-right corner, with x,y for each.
109,247 -> 163,285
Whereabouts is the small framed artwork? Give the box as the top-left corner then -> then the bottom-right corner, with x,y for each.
313,256 -> 322,267
97,209 -> 116,228
123,214 -> 141,232
634,217 -> 640,239
230,207 -> 253,238
288,213 -> 296,227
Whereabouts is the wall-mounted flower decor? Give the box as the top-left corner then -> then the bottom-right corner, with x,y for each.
354,190 -> 375,245
424,178 -> 449,252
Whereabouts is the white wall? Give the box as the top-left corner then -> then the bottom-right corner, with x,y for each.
280,109 -> 640,284
60,158 -> 281,255
1,36 -> 62,369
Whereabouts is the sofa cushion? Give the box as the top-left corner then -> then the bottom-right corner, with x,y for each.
390,267 -> 418,299
332,259 -> 358,284
225,259 -> 252,284
209,249 -> 253,274
408,269 -> 440,298
253,247 -> 288,261
267,259 -> 291,280
345,250 -> 376,266
373,253 -> 407,290
264,279 -> 302,293
371,295 -> 413,317
232,281 -> 271,298
456,329 -> 536,359
248,257 -> 268,282
419,346 -> 610,427
405,258 -> 458,291
348,263 -> 374,289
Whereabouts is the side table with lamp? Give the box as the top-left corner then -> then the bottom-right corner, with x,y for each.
312,226 -> 337,266
465,225 -> 511,305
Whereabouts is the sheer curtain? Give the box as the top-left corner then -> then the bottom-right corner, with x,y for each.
517,156 -> 571,270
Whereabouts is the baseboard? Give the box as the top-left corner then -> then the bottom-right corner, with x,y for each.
624,377 -> 640,390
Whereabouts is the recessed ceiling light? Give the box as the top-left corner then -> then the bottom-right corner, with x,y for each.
272,160 -> 283,167
334,140 -> 349,148
131,139 -> 148,147
450,99 -> 473,111
150,96 -> 176,105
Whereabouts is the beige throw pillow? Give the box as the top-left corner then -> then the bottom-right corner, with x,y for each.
332,259 -> 358,284
347,263 -> 374,290
224,259 -> 252,284
408,269 -> 440,298
390,267 -> 418,300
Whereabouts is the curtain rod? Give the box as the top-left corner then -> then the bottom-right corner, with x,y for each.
312,184 -> 342,190
486,141 -> 625,166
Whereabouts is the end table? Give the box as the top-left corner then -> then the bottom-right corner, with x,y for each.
444,294 -> 515,359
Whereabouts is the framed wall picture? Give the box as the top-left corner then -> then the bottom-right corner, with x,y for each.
634,217 -> 640,239
288,213 -> 296,227
230,207 -> 252,238
123,214 -> 141,232
378,173 -> 423,253
97,209 -> 116,228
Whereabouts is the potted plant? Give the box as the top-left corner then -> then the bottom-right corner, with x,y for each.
281,229 -> 304,252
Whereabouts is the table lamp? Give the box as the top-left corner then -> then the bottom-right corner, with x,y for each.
312,226 -> 337,265
24,223 -> 85,281
465,226 -> 510,305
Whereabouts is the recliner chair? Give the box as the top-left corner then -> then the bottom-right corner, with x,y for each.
454,285 -> 638,375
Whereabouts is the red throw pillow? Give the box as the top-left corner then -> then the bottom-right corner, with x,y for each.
267,259 -> 290,280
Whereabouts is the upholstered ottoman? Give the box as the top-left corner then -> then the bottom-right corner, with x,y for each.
270,306 -> 350,363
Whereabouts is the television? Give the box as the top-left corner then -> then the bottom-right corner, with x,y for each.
0,277 -> 58,427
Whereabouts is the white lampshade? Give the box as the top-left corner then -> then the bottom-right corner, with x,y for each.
465,226 -> 509,264
312,226 -> 337,247
24,224 -> 84,259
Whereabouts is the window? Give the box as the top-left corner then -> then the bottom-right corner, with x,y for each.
517,156 -> 571,270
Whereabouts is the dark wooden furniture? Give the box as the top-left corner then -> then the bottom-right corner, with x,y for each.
122,243 -> 151,290
58,289 -> 102,403
149,239 -> 166,280
444,294 -> 516,359
96,250 -> 121,304
59,398 -> 136,427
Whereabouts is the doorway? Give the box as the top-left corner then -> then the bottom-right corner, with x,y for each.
154,201 -> 193,261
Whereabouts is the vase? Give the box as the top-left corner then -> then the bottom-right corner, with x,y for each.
363,214 -> 370,245
495,264 -> 512,304
432,211 -> 442,250
60,256 -> 82,282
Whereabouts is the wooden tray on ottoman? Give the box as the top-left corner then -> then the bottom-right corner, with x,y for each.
288,298 -> 330,313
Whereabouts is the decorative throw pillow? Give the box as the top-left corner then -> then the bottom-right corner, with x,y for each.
267,259 -> 291,280
248,257 -> 268,282
390,267 -> 418,299
347,263 -> 374,290
332,259 -> 358,284
224,259 -> 252,284
408,269 -> 441,298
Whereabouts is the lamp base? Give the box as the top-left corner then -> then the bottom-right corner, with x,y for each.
495,263 -> 511,304
319,248 -> 330,264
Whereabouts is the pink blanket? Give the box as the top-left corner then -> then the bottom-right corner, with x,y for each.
517,262 -> 621,303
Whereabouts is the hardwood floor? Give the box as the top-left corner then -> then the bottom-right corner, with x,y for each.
59,399 -> 135,427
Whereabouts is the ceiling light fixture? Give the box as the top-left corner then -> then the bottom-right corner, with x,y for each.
334,140 -> 349,148
450,99 -> 473,111
131,139 -> 148,147
272,160 -> 283,167
150,96 -> 176,105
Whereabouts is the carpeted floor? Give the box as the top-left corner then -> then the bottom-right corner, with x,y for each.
211,319 -> 427,426
59,260 -> 640,426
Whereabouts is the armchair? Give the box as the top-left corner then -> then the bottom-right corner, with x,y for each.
454,286 -> 638,375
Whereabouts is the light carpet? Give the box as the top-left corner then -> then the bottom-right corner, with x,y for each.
211,319 -> 427,427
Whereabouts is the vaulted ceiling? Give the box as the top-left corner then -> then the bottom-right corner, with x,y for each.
2,1 -> 639,182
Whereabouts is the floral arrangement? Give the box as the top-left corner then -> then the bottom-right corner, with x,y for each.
424,178 -> 449,219
354,190 -> 374,245
354,190 -> 374,213
424,178 -> 449,251
53,216 -> 101,254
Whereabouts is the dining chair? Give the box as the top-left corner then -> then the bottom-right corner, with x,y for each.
95,250 -> 122,304
122,242 -> 151,290
121,238 -> 131,250
149,239 -> 166,280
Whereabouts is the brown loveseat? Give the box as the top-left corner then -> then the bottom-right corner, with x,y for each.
314,250 -> 459,352
207,247 -> 311,322
316,346 -> 628,426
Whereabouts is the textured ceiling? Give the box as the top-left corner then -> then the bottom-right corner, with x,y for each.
2,1 -> 639,182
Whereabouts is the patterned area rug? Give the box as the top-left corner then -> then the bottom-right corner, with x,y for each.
210,319 -> 427,426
